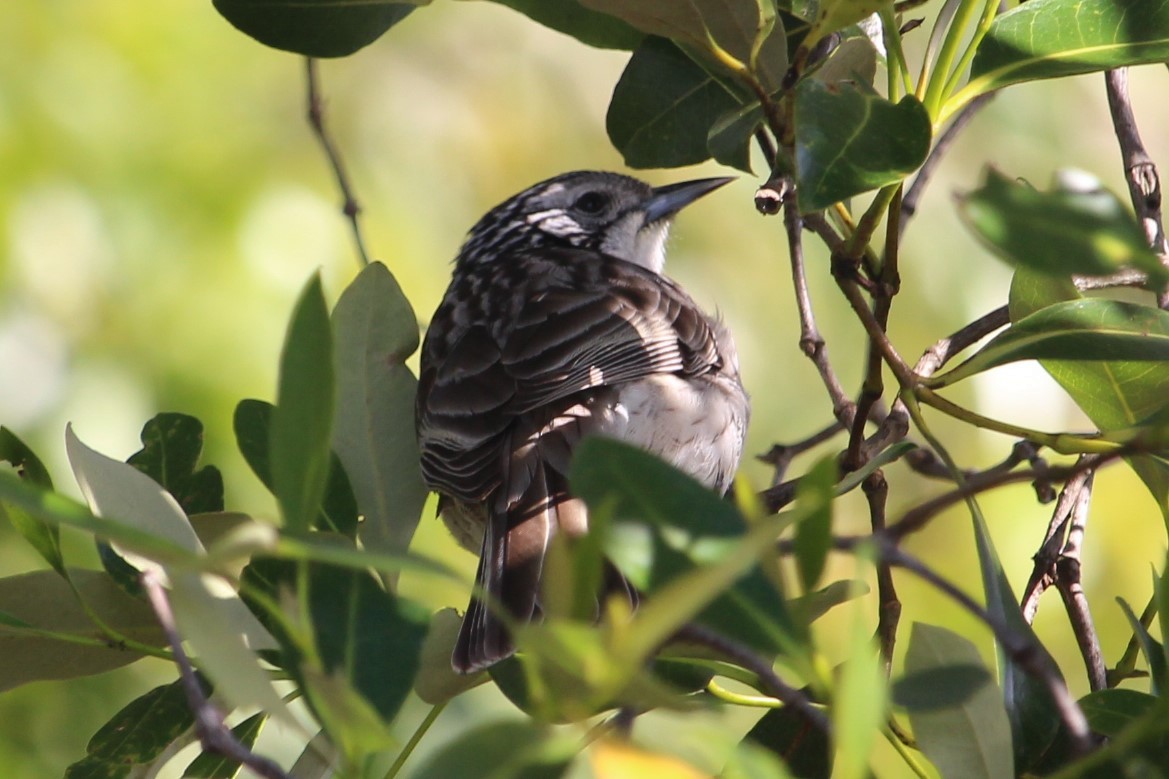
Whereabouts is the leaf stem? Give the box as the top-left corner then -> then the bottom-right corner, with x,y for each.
704,679 -> 782,708
383,703 -> 447,779
921,0 -> 984,118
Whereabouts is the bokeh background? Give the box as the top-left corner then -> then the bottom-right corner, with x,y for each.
2,1 -> 1168,775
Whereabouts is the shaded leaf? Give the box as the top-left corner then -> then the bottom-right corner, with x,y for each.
0,426 -> 63,574
287,732 -> 336,779
0,568 -> 165,692
212,0 -> 417,58
607,37 -> 745,169
746,705 -> 830,779
183,712 -> 266,778
272,274 -> 335,535
903,623 -> 1012,778
127,413 -> 224,515
794,81 -> 930,211
932,299 -> 1169,387
65,677 -> 203,778
414,608 -> 486,704
331,261 -> 426,567
721,740 -> 797,779
708,101 -> 763,173
958,168 -> 1167,285
1118,597 -> 1167,696
571,437 -> 798,656
410,720 -> 574,779
788,579 -> 868,625
792,457 -> 835,592
485,0 -> 643,49
967,0 -> 1169,96
1080,689 -> 1158,737
235,399 -> 359,537
831,590 -> 885,779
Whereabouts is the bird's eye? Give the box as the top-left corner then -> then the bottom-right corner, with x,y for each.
573,191 -> 609,215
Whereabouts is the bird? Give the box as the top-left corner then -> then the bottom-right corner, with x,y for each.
416,171 -> 749,674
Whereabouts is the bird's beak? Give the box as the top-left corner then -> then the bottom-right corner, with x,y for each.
643,176 -> 735,223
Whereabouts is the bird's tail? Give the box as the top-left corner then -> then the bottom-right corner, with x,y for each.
451,458 -> 634,673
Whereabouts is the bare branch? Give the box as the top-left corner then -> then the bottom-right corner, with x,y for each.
306,58 -> 371,268
141,571 -> 288,779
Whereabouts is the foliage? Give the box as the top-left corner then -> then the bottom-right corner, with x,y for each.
3,0 -> 1169,777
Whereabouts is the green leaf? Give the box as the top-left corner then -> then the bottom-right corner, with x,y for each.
414,608 -> 486,704
745,706 -> 830,779
65,677 -> 203,778
903,623 -> 1012,778
331,261 -> 427,569
722,741 -> 798,779
970,504 -> 1062,773
607,37 -> 746,169
235,399 -> 359,537
833,440 -> 916,496
831,574 -> 886,779
583,0 -> 787,87
272,273 -> 336,535
1079,689 -> 1158,737
967,0 -> 1169,97
287,732 -> 335,779
0,426 -> 63,574
410,720 -> 575,779
484,0 -> 643,49
1118,597 -> 1167,696
182,712 -> 266,778
212,0 -> 418,58
0,568 -> 166,692
571,437 -> 798,656
708,101 -> 763,173
787,579 -> 868,625
794,81 -> 930,211
958,169 -> 1167,285
792,457 -> 835,592
127,413 -> 225,515
931,299 -> 1169,387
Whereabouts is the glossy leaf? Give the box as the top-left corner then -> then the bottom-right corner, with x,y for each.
607,37 -> 745,169
583,0 -> 787,87
931,299 -> 1169,387
0,426 -> 63,574
967,0 -> 1169,96
272,274 -> 335,535
183,712 -> 266,778
65,678 -> 202,778
1079,689 -> 1158,737
0,568 -> 165,692
212,0 -> 417,58
903,624 -> 1011,779
794,81 -> 930,211
331,261 -> 427,566
792,457 -> 835,592
127,413 -> 224,515
958,169 -> 1167,285
485,0 -> 643,49
235,399 -> 358,537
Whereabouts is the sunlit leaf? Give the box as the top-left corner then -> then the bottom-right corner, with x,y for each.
589,739 -> 707,778
272,273 -> 335,535
902,624 -> 1011,778
967,0 -> 1169,96
331,261 -> 427,568
0,426 -> 63,574
0,568 -> 166,692
212,0 -> 418,58
608,37 -> 746,169
958,169 -> 1167,285
833,440 -> 916,495
931,299 -> 1169,387
794,81 -> 930,211
484,0 -> 643,49
64,678 -> 201,778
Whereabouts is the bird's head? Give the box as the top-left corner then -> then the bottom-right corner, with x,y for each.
458,171 -> 733,272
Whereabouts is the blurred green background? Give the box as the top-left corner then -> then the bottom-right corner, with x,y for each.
2,1 -> 1168,775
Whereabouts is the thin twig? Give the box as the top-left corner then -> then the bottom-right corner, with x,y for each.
900,93 -> 996,236
141,571 -> 288,779
865,472 -> 900,676
305,58 -> 371,268
876,544 -> 1095,755
758,420 -> 844,487
1104,68 -> 1169,307
1053,470 -> 1106,692
670,622 -> 830,733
